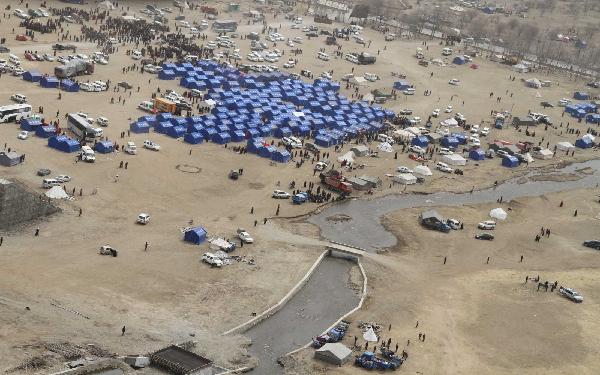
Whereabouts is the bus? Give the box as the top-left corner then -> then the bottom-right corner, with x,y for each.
0,104 -> 32,123
67,113 -> 103,139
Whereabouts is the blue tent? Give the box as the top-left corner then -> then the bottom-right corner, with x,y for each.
201,127 -> 218,139
502,155 -> 519,168
95,141 -> 114,153
441,137 -> 459,148
23,71 -> 42,82
453,56 -> 466,65
155,121 -> 173,134
184,132 -> 204,144
575,137 -> 593,149
274,127 -> 292,138
60,79 -> 79,92
314,135 -> 332,148
212,132 -> 231,144
258,145 -> 276,158
393,80 -> 411,91
271,149 -> 291,163
411,136 -> 429,147
158,69 -> 176,80
573,92 -> 590,100
130,121 -> 150,133
231,130 -> 246,142
184,226 -> 207,244
36,125 -> 56,138
48,135 -> 65,148
469,149 -> 486,161
40,76 -> 60,88
167,125 -> 186,138
482,6 -> 495,14
586,114 -> 600,124
20,118 -> 42,131
49,136 -> 80,153
157,112 -> 174,122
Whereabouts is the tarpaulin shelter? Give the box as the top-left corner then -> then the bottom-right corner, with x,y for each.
469,149 -> 486,160
575,137 -> 593,149
20,118 -> 42,131
271,149 -> 291,163
184,132 -> 204,144
231,130 -> 245,142
258,145 -> 276,158
442,154 -> 467,165
155,122 -> 173,134
45,186 -> 69,199
212,132 -> 231,144
525,78 -> 541,88
453,56 -> 466,65
167,125 -> 186,138
490,207 -> 508,220
40,76 -> 60,88
314,343 -> 352,366
556,141 -> 575,151
441,136 -> 459,148
94,141 -> 114,153
184,227 -> 207,244
0,151 -> 22,167
502,155 -> 519,167
413,165 -> 432,176
130,121 -> 150,133
574,91 -> 590,100
158,70 -> 176,80
23,70 -> 42,82
393,173 -> 417,184
411,136 -> 429,147
36,125 -> 56,138
60,79 -> 79,92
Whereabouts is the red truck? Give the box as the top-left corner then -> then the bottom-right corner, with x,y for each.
201,6 -> 218,15
320,170 -> 352,195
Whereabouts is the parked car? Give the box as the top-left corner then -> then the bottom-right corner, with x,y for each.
436,162 -> 453,173
314,161 -> 329,171
475,233 -> 494,240
432,108 -> 440,117
124,141 -> 137,155
403,88 -> 416,95
143,140 -> 160,151
559,287 -> 583,303
282,136 -> 302,148
11,94 -> 28,103
17,130 -> 29,140
409,145 -> 425,154
99,245 -> 118,257
96,117 -> 109,127
55,175 -> 72,183
397,166 -> 413,174
237,229 -> 254,243
37,168 -> 51,176
449,78 -> 460,86
583,240 -> 600,250
447,218 -> 461,230
202,252 -> 223,267
478,220 -> 496,230
272,190 -> 291,199
445,105 -> 454,113
137,213 -> 150,225
399,108 -> 413,115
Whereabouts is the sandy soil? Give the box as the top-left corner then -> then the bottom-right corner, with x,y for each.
0,0 -> 599,373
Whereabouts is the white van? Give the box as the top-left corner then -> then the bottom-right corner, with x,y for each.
9,54 -> 20,65
42,178 -> 61,188
124,141 -> 137,155
202,252 -> 223,267
442,47 -> 453,56
317,52 -> 330,61
80,145 -> 96,162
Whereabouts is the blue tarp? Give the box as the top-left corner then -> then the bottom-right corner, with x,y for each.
130,121 -> 151,133
155,121 -> 173,134
441,137 -> 459,148
469,149 -> 486,161
184,226 -> 207,244
167,125 -> 186,138
212,132 -> 231,144
158,70 -> 176,80
95,141 -> 114,153
36,125 -> 56,138
20,118 -> 42,131
258,145 -> 276,158
40,76 -> 59,88
23,71 -> 42,82
575,137 -> 593,149
453,56 -> 466,65
574,91 -> 590,100
184,132 -> 204,144
502,155 -> 519,168
48,136 -> 80,153
60,79 -> 79,92
411,136 -> 429,147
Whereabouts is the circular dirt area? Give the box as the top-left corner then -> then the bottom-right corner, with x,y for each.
176,164 -> 202,173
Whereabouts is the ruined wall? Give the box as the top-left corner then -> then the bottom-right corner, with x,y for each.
0,179 -> 61,229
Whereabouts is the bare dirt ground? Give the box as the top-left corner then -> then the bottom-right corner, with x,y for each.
0,0 -> 599,373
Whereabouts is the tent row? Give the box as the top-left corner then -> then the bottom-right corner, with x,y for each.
22,71 -> 80,91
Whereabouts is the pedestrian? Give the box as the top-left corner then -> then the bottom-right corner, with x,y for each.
443,256 -> 447,264
144,242 -> 148,251
415,320 -> 419,328
250,206 -> 254,214
79,208 -> 82,217
525,275 -> 529,283
395,343 -> 399,352
520,255 -> 524,262
486,256 -> 490,264
125,162 -> 128,169
0,236 -> 3,246
389,324 -> 392,331
559,200 -> 564,207
35,228 -> 39,236
121,326 -> 126,336
574,209 -> 578,217
422,334 -> 426,342
119,160 -> 123,168
418,333 -> 422,340
254,220 -> 257,227
263,217 -> 267,224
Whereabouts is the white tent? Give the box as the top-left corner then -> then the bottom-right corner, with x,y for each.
413,165 -> 432,176
440,118 -> 459,127
337,151 -> 355,163
363,327 -> 378,342
534,148 -> 553,159
556,141 -> 575,151
393,173 -> 417,185
405,127 -> 421,136
377,142 -> 394,153
45,186 -> 69,199
314,343 -> 352,366
442,154 -> 467,166
513,64 -> 529,73
525,78 -> 541,88
490,208 -> 508,221
350,76 -> 367,86
392,129 -> 415,139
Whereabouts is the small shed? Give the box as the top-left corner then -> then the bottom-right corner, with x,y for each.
130,121 -> 151,133
0,151 -> 23,167
502,155 -> 519,168
358,175 -> 382,188
393,173 -> 417,185
314,343 -> 352,366
574,91 -> 590,100
94,141 -> 114,153
469,149 -> 486,161
533,148 -> 553,160
184,227 -> 207,244
442,154 -> 467,166
40,76 -> 60,88
23,70 -> 42,82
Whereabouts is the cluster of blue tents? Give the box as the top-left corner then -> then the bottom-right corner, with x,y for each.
247,137 -> 291,162
564,102 -> 597,119
48,135 -> 80,153
20,118 -> 57,138
147,59 -> 395,156
22,70 -> 80,91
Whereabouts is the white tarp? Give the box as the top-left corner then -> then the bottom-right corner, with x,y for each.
337,151 -> 355,163
522,152 -> 534,163
534,148 -> 553,159
405,127 -> 421,136
414,165 -> 432,176
377,142 -> 393,153
556,141 -> 575,151
363,327 -> 378,342
45,186 -> 69,199
490,208 -> 508,221
203,99 -> 217,108
440,118 -> 459,127
393,173 -> 417,184
582,133 -> 596,142
350,76 -> 367,85
442,154 -> 467,166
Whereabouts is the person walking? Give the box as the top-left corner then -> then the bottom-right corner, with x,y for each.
520,255 -> 524,262
121,326 -> 126,336
144,242 -> 148,251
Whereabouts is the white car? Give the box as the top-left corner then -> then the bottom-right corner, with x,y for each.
559,287 -> 583,303
124,141 -> 137,155
287,40 -> 294,47
314,161 -> 329,171
445,105 -> 454,113
293,36 -> 303,44
409,145 -> 425,154
42,53 -> 54,62
143,140 -> 160,151
397,166 -> 413,173
320,71 -> 332,80
76,112 -> 94,123
364,73 -> 379,82
202,252 -> 223,267
447,218 -> 461,230
237,230 -> 254,243
11,94 -> 28,103
282,137 -> 302,148
438,147 -> 453,155
80,82 -> 95,92
55,175 -> 72,183
272,190 -> 291,199
97,117 -> 109,127
558,98 -> 571,107
478,221 -> 496,230
403,88 -> 416,95
432,108 -> 440,117
17,130 -> 29,140
436,162 -> 453,173
480,127 -> 490,136
283,60 -> 295,68
317,52 -> 330,61
449,78 -> 460,86
137,213 -> 150,225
